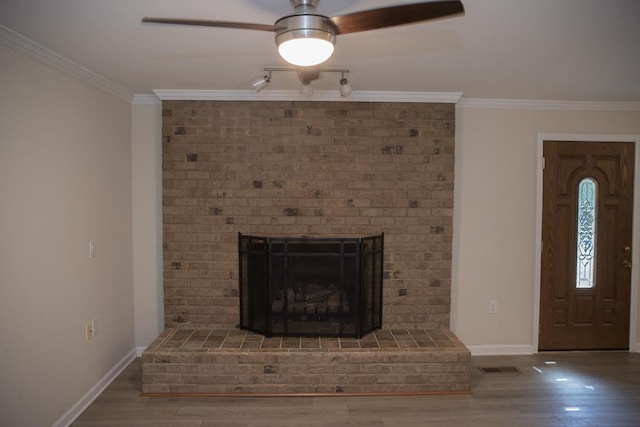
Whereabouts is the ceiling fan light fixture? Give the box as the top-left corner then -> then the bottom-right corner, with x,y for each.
275,14 -> 336,67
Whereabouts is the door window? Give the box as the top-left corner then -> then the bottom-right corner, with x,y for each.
576,177 -> 597,289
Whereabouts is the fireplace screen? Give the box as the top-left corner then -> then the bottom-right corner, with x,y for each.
238,233 -> 383,338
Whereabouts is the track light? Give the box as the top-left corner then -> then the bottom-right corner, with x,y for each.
250,68 -> 351,97
339,73 -> 352,97
250,72 -> 271,92
300,82 -> 314,96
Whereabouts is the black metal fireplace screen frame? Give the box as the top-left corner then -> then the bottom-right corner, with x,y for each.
238,233 -> 383,338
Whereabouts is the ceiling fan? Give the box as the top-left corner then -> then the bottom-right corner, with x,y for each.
142,0 -> 465,68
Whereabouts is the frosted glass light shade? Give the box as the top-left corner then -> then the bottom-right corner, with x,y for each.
278,38 -> 335,67
274,14 -> 337,67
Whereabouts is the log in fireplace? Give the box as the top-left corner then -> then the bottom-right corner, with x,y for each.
238,233 -> 383,338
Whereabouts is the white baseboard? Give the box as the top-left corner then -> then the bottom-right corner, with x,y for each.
136,346 -> 147,357
469,343 -> 640,355
467,345 -> 536,356
52,348 -> 137,427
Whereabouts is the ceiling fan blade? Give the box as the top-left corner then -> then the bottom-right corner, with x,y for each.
142,17 -> 282,32
329,0 -> 464,35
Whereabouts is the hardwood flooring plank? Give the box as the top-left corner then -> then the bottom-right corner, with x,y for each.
144,396 -> 315,408
347,401 -> 522,418
175,404 -> 350,419
200,415 -> 384,427
381,413 -> 564,427
512,398 -> 640,415
554,412 -> 640,427
73,421 -> 202,427
74,403 -> 179,421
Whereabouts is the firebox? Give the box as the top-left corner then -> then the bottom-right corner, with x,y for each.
238,233 -> 383,338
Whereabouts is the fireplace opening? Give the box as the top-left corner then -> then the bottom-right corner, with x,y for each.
238,233 -> 383,338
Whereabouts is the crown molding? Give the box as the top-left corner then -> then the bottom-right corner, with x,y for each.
458,97 -> 640,111
0,24 -> 132,102
153,89 -> 463,104
132,94 -> 161,105
152,91 -> 640,110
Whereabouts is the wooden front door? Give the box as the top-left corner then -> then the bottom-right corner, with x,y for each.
539,140 -> 634,350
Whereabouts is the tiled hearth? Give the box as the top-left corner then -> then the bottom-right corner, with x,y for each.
142,328 -> 471,395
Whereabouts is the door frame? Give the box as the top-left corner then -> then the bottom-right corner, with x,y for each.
534,133 -> 640,353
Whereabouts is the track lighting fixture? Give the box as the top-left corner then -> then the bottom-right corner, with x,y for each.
251,67 -> 352,97
300,82 -> 314,96
250,72 -> 272,92
338,72 -> 352,97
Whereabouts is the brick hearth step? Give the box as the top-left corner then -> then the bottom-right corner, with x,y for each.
142,328 -> 471,395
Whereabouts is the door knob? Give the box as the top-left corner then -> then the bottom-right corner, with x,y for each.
622,259 -> 632,268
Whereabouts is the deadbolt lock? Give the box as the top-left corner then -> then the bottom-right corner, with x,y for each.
624,246 -> 631,253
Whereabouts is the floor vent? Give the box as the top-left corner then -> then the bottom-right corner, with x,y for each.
478,366 -> 520,373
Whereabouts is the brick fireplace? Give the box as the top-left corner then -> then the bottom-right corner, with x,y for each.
161,100 -> 455,330
142,100 -> 470,395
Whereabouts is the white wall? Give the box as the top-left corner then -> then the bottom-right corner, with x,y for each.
132,99 -> 164,348
0,44 -> 134,426
452,104 -> 640,354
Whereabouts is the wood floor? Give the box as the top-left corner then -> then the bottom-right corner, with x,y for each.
72,351 -> 640,426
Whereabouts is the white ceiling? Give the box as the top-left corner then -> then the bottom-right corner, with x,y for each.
1,0 -> 639,102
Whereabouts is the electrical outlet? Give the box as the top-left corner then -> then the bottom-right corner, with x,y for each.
488,300 -> 498,315
85,322 -> 94,340
91,319 -> 97,337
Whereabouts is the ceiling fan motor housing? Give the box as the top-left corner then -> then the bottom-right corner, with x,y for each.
274,14 -> 336,47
